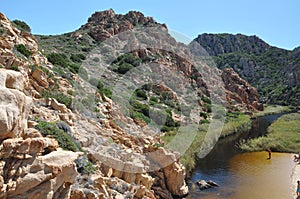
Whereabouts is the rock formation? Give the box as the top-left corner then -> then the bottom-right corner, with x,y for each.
193,33 -> 300,106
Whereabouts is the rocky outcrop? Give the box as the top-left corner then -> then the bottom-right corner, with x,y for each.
222,68 -> 263,111
0,69 -> 81,198
193,33 -> 300,106
196,180 -> 219,190
0,146 -> 81,199
0,69 -> 32,139
78,9 -> 167,42
194,33 -> 270,56
0,13 -> 47,69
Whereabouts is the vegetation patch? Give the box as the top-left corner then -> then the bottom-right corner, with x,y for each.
252,104 -> 292,118
12,20 -> 31,32
240,113 -> 300,153
41,90 -> 72,108
15,44 -> 32,57
36,121 -> 82,152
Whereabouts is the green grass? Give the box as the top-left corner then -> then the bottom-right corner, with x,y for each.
240,113 -> 300,153
252,104 -> 292,118
221,114 -> 251,137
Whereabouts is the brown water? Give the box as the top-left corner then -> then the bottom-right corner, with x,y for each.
188,113 -> 296,198
189,152 -> 295,199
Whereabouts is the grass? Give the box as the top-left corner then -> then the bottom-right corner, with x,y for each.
240,113 -> 300,153
252,104 -> 292,118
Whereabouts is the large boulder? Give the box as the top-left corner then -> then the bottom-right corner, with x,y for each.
0,69 -> 32,139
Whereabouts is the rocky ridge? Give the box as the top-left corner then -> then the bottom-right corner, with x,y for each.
194,33 -> 300,106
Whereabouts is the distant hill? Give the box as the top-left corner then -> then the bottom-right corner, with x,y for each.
193,33 -> 300,106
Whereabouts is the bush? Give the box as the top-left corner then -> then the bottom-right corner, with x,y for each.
11,66 -> 19,71
47,53 -> 69,68
70,53 -> 86,63
75,156 -> 96,175
15,44 -> 32,57
201,96 -> 211,104
135,89 -> 147,100
41,90 -> 72,108
149,96 -> 159,105
12,20 -> 31,32
36,121 -> 82,152
116,63 -> 134,74
130,110 -> 151,124
130,100 -> 150,117
200,112 -> 208,119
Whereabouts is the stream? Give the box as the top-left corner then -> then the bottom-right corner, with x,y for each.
188,113 -> 295,198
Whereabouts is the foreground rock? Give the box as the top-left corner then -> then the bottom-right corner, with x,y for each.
0,68 -> 81,198
197,180 -> 219,190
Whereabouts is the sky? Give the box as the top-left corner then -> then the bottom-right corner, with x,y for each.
0,0 -> 299,50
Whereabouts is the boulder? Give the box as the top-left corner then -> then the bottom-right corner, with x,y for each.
197,179 -> 219,190
163,162 -> 189,197
31,68 -> 49,88
0,69 -> 32,139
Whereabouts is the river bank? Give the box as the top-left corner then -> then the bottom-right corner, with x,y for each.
240,113 -> 300,153
188,109 -> 299,198
252,104 -> 292,118
178,113 -> 251,174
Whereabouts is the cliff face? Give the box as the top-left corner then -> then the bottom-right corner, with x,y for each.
194,33 -> 300,106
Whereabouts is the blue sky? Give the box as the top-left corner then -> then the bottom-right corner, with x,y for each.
0,0 -> 299,50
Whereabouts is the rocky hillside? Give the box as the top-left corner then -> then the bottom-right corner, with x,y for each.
0,10 -> 262,199
194,33 -> 300,106
36,9 -> 262,113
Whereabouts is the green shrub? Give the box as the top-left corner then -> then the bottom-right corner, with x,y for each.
149,96 -> 159,105
75,156 -> 96,175
47,53 -> 69,68
112,53 -> 142,74
70,53 -> 86,63
41,90 -> 72,108
83,161 -> 96,174
12,20 -> 31,32
135,89 -> 147,100
15,44 -> 32,57
11,66 -> 19,71
130,110 -> 151,124
69,63 -> 80,73
100,88 -> 112,99
116,63 -> 134,74
200,119 -> 210,124
130,100 -> 150,117
201,96 -> 211,104
200,112 -> 208,119
36,121 -> 82,152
